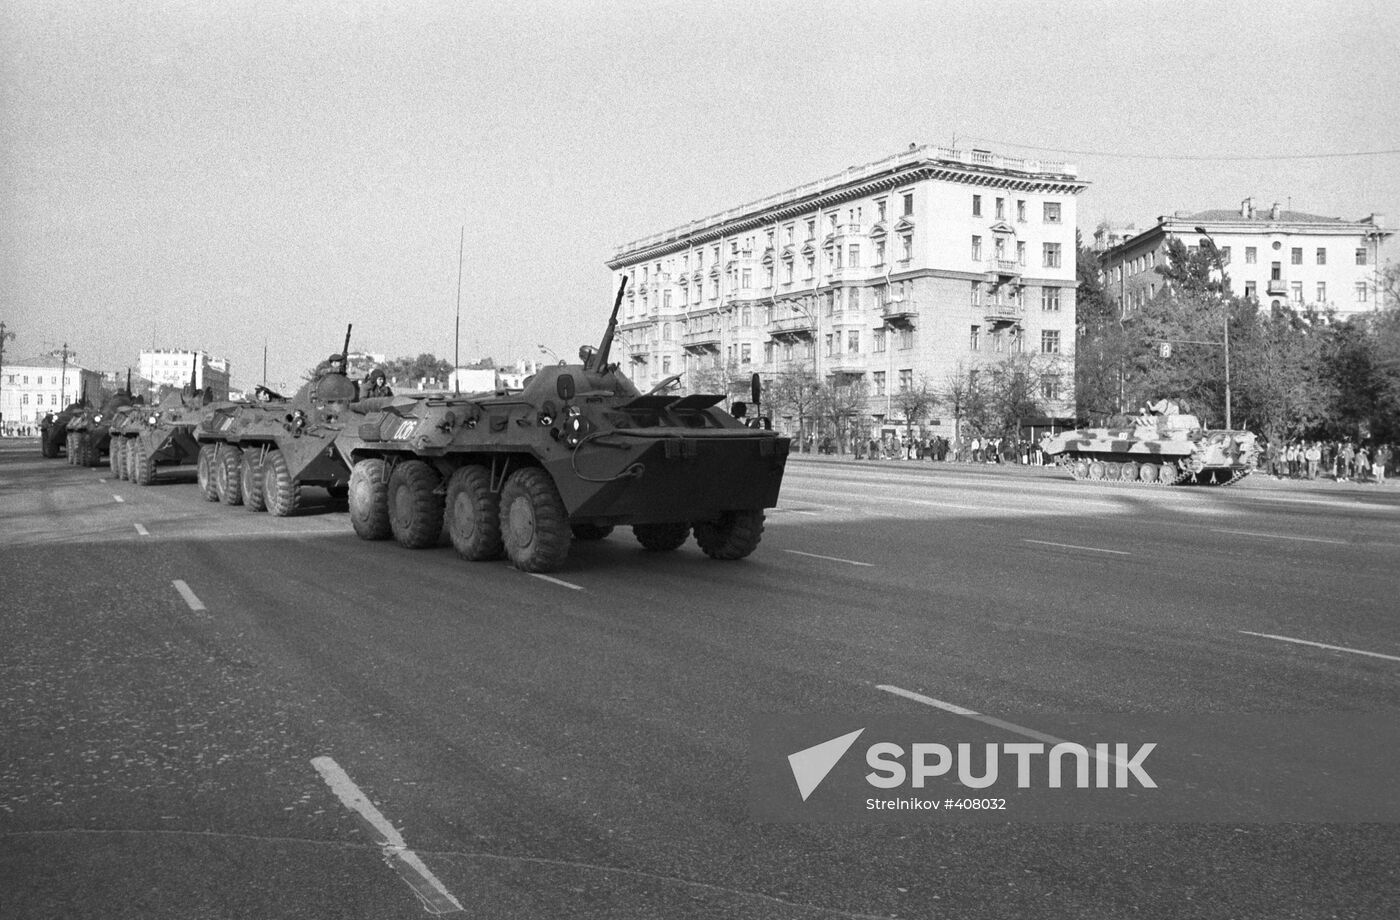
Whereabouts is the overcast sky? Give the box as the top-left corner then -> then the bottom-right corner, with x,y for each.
3,0 -> 1397,390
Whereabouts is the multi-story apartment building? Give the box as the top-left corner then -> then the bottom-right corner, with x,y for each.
1099,199 -> 1391,316
1,355 -> 103,434
138,349 -> 232,400
606,144 -> 1086,438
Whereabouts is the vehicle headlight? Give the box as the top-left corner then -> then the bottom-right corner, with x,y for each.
94,414 -> 103,423
563,406 -> 592,446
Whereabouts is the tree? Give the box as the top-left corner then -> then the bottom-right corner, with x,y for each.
767,363 -> 822,442
383,353 -> 454,389
889,374 -> 939,442
941,360 -> 985,442
814,376 -> 870,453
981,354 -> 1049,440
1075,231 -> 1127,421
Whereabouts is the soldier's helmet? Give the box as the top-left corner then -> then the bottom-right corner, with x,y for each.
327,353 -> 347,372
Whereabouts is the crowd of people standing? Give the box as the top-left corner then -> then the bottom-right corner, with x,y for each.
1262,439 -> 1392,484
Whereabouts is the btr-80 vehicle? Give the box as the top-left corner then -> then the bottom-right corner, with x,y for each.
333,279 -> 790,573
194,328 -> 360,514
114,361 -> 216,485
1040,399 -> 1260,486
40,400 -> 86,459
66,380 -> 142,467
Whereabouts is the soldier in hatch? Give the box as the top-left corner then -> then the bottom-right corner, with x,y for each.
362,368 -> 393,398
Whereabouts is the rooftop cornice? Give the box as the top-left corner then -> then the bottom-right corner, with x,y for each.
607,145 -> 1087,269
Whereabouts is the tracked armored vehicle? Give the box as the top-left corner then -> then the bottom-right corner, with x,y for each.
334,279 -> 790,573
66,383 -> 142,468
1040,399 -> 1260,486
194,328 -> 361,514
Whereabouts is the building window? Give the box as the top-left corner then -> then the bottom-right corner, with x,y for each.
971,281 -> 981,305
875,199 -> 886,222
900,328 -> 914,350
1017,241 -> 1026,265
1041,377 -> 1061,400
992,330 -> 1005,353
1017,200 -> 1026,222
1316,247 -> 1327,265
741,344 -> 751,364
663,356 -> 672,373
783,260 -> 794,284
806,219 -> 816,240
971,236 -> 983,261
902,193 -> 914,216
873,371 -> 886,396
1043,243 -> 1061,268
1041,330 -> 1061,354
847,330 -> 860,353
1219,246 -> 1231,264
1043,202 -> 1061,223
1291,247 -> 1303,265
900,234 -> 912,261
740,268 -> 752,288
970,325 -> 981,350
995,197 -> 1005,219
1356,248 -> 1368,266
824,334 -> 834,356
1356,282 -> 1368,302
1291,281 -> 1303,302
848,244 -> 861,268
898,369 -> 913,392
1245,246 -> 1257,264
972,194 -> 982,217
873,328 -> 886,353
1042,287 -> 1061,312
740,307 -> 751,327
1316,282 -> 1327,303
874,239 -> 886,265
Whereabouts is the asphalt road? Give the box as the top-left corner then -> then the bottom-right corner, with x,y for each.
2,439 -> 1398,919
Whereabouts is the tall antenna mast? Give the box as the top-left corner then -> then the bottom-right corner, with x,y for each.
453,225 -> 464,395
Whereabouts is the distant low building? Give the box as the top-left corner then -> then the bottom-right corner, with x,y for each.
139,349 -> 232,400
1099,199 -> 1392,316
1,354 -> 104,433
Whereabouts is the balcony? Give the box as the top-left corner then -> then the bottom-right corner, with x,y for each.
880,300 -> 919,327
1267,279 -> 1288,296
768,316 -> 816,338
682,330 -> 720,351
825,357 -> 867,375
983,302 -> 1024,325
985,258 -> 1023,281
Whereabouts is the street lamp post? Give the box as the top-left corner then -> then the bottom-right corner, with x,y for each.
537,344 -> 562,364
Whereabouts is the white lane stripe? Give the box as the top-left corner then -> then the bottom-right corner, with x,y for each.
877,684 -> 1133,769
172,580 -> 206,611
1214,529 -> 1348,545
530,573 -> 584,590
1239,631 -> 1400,663
113,494 -> 125,503
311,756 -> 464,915
134,523 -> 150,536
783,549 -> 875,567
1023,539 -> 1130,556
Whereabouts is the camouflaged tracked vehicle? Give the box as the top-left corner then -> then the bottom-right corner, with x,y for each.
65,382 -> 142,468
333,279 -> 790,573
1040,399 -> 1260,486
194,328 -> 360,514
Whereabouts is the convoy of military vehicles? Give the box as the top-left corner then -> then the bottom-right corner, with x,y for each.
30,282 -> 796,572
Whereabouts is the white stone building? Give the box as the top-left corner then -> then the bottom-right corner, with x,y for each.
605,144 -> 1087,438
138,349 -> 232,400
1,355 -> 103,434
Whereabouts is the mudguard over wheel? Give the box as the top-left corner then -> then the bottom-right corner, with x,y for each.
693,510 -> 765,560
240,452 -> 267,511
132,440 -> 157,485
216,445 -> 244,505
262,448 -> 301,517
500,467 -> 570,573
196,444 -> 220,501
388,459 -> 444,548
348,458 -> 391,540
633,522 -> 690,551
571,523 -> 614,541
445,465 -> 503,560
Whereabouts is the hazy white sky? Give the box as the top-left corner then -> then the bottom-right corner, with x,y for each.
3,0 -> 1397,390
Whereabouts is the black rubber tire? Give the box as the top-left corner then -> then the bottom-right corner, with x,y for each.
633,522 -> 690,551
348,458 -> 391,540
500,467 -> 571,573
445,465 -> 503,560
240,452 -> 266,511
66,432 -> 78,464
216,445 -> 244,505
196,444 -> 220,501
263,448 -> 301,517
121,438 -> 136,481
693,510 -> 765,561
388,459 -> 444,548
571,523 -> 615,541
132,440 -> 157,485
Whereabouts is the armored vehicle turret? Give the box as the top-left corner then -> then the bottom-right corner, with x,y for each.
194,328 -> 362,514
1040,399 -> 1260,486
333,279 -> 790,573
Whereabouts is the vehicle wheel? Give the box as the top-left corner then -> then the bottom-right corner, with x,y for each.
388,459 -> 444,548
41,432 -> 58,458
633,522 -> 690,551
1139,463 -> 1160,483
1105,462 -> 1122,481
500,467 -> 570,572
571,523 -> 614,541
240,452 -> 266,511
1122,461 -> 1140,481
349,458 -> 391,540
132,440 -> 157,485
82,434 -> 99,467
1072,459 -> 1089,479
216,445 -> 244,505
109,438 -> 123,477
66,432 -> 78,464
446,465 -> 503,560
263,448 -> 301,517
196,444 -> 220,501
694,510 -> 765,561
1087,461 -> 1107,480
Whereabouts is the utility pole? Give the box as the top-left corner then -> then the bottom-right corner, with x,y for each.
59,343 -> 70,407
0,322 -> 12,432
1194,227 -> 1234,429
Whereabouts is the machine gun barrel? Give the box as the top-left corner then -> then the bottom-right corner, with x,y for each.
188,356 -> 198,393
589,277 -> 627,373
341,324 -> 353,363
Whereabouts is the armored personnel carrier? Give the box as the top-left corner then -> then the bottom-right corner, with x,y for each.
194,328 -> 360,514
105,403 -> 148,479
39,401 -> 86,459
333,279 -> 790,573
1040,399 -> 1260,486
66,382 -> 142,467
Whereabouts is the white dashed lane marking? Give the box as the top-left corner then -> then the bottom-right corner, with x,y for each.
172,580 -> 206,611
783,549 -> 875,567
1213,528 -> 1348,545
1240,631 -> 1400,664
1023,539 -> 1130,556
134,523 -> 150,536
113,494 -> 125,503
